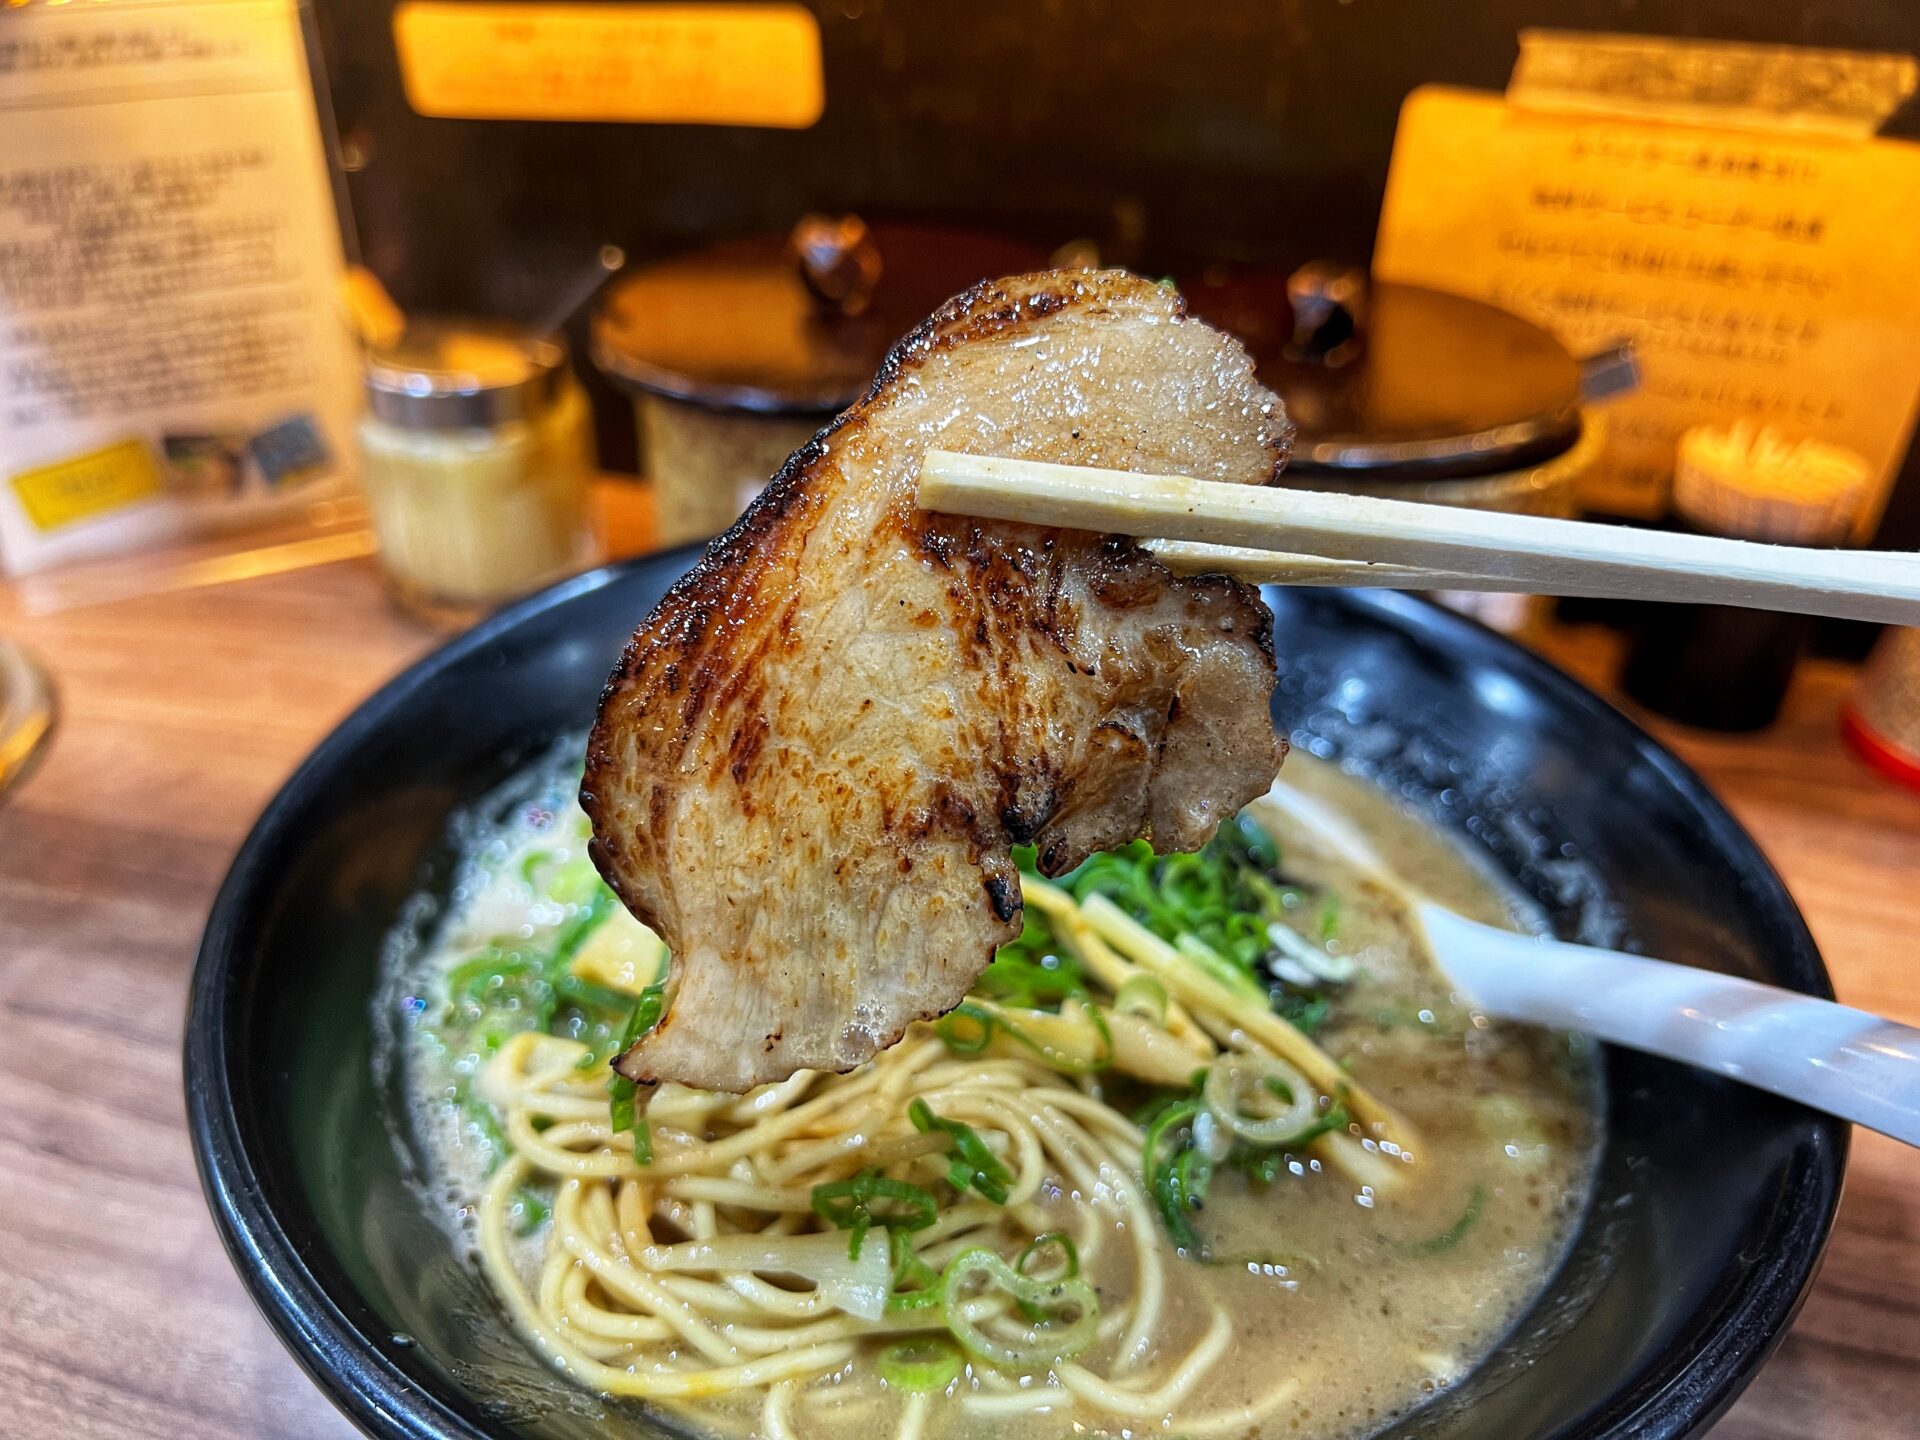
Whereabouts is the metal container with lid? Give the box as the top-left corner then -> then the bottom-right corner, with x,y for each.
357,319 -> 597,624
1181,264 -> 1635,518
593,217 -> 1047,545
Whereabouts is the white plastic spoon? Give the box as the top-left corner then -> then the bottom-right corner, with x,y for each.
1260,779 -> 1920,1147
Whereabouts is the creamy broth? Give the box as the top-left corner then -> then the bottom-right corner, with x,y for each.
1170,762 -> 1599,1433
390,753 -> 1599,1440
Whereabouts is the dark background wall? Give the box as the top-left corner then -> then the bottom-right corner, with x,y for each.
307,0 -> 1920,552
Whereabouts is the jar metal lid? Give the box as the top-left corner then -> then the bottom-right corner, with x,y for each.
364,320 -> 567,430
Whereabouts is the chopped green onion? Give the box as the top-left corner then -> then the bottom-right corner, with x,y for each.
552,891 -> 614,964
935,998 -> 1113,1076
876,1337 -> 963,1392
1014,1233 -> 1081,1317
446,947 -> 540,1002
618,978 -> 668,1048
1056,814 -> 1341,1037
605,975 -> 669,1164
607,1073 -> 637,1133
1068,840 -> 1185,936
1112,974 -> 1168,1025
1222,812 -> 1280,872
886,1290 -> 943,1316
1405,1183 -> 1487,1257
631,1119 -> 653,1167
999,998 -> 1113,1074
1229,1147 -> 1285,1186
1021,1236 -> 1082,1290
933,1002 -> 995,1054
553,973 -> 635,1014
1317,893 -> 1342,942
510,1185 -> 551,1235
1171,1145 -> 1215,1219
885,1231 -> 944,1313
940,1248 -> 1099,1367
548,857 -> 606,906
1203,1055 -> 1321,1146
1142,1098 -> 1205,1252
976,904 -> 1086,1008
1278,993 -> 1332,1034
464,1094 -> 510,1171
973,949 -> 1084,1006
909,1098 -> 1012,1204
1275,1102 -> 1350,1154
811,1170 -> 939,1259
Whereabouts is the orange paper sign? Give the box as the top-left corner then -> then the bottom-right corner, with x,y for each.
392,1 -> 825,128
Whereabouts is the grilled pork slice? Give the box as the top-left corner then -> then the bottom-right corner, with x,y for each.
585,269 -> 1289,1092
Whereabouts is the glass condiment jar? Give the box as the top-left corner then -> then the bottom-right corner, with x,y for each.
591,217 -> 1046,547
1622,423 -> 1869,732
357,321 -> 597,624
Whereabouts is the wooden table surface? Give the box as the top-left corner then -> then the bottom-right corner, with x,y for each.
1,525 -> 1915,1438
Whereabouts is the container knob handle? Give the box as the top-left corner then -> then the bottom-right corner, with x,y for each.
1285,262 -> 1368,367
1576,341 -> 1641,404
792,215 -> 884,317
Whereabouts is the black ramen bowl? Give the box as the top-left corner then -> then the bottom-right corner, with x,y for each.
187,549 -> 1846,1440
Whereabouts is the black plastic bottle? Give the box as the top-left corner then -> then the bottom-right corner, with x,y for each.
1620,595 -> 1813,732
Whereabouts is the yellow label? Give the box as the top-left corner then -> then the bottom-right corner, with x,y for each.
10,439 -> 163,532
392,1 -> 824,127
1375,83 -> 1920,527
1510,29 -> 1917,138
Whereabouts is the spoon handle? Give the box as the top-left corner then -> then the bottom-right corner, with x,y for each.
1417,905 -> 1920,1146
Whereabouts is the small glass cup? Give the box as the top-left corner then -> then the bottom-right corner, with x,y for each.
357,320 -> 598,626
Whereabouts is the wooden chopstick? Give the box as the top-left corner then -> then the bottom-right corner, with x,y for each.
1145,539 -> 1687,599
918,450 -> 1920,625
1144,540 -> 1520,591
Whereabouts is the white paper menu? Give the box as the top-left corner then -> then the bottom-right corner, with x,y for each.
0,0 -> 359,574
